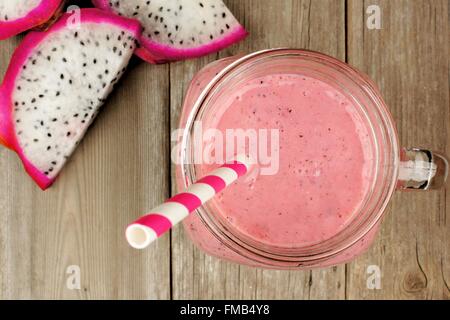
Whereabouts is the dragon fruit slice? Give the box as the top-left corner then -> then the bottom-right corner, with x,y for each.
0,0 -> 64,40
92,0 -> 248,63
0,8 -> 141,189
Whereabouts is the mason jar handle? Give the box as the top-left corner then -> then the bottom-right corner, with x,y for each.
397,148 -> 449,190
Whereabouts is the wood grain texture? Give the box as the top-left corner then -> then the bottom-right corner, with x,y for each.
0,0 -> 448,300
170,0 -> 347,300
346,0 -> 450,299
0,44 -> 171,298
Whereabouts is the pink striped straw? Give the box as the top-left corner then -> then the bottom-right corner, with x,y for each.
126,155 -> 252,249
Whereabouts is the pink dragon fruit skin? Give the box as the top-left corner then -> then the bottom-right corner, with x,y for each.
0,0 -> 64,40
92,0 -> 248,64
0,9 -> 142,190
134,26 -> 248,64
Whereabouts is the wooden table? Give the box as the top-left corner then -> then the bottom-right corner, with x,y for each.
0,0 -> 448,300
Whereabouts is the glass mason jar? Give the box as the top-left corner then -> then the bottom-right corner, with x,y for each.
176,49 -> 448,270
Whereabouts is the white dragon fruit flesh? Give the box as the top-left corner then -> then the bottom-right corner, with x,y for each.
92,0 -> 247,63
0,8 -> 142,189
0,0 -> 64,40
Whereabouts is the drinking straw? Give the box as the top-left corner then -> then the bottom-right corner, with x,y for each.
126,155 -> 252,249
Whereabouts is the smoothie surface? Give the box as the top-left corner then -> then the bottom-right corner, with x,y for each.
198,73 -> 374,247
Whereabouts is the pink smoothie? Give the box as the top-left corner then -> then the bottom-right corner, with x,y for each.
196,73 -> 374,248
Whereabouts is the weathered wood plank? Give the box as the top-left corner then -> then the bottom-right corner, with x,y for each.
0,36 -> 35,299
0,42 -> 171,298
0,0 -> 448,300
170,0 -> 347,300
346,0 -> 450,299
